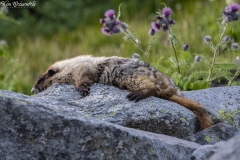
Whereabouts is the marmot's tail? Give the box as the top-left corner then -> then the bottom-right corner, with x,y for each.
168,95 -> 212,130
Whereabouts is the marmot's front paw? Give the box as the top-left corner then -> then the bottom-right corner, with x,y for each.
127,91 -> 145,102
77,82 -> 90,97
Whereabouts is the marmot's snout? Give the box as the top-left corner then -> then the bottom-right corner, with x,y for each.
31,86 -> 39,95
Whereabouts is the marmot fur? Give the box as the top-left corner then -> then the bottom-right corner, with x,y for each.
31,55 -> 212,129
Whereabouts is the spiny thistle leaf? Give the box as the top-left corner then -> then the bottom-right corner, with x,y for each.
209,72 -> 226,82
169,57 -> 177,66
168,31 -> 181,47
219,69 -> 233,81
229,81 -> 240,86
190,80 -> 208,90
214,62 -> 237,70
204,41 -> 216,53
210,68 -> 233,81
190,70 -> 209,77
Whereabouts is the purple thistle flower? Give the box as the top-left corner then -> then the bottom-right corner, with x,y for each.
204,35 -> 211,43
114,21 -> 120,25
120,22 -> 128,30
169,20 -> 176,24
223,3 -> 240,22
231,3 -> 240,12
105,9 -> 115,18
162,24 -> 169,32
162,7 -> 172,17
224,6 -> 232,13
151,22 -> 160,32
112,27 -> 121,34
148,28 -> 156,36
231,43 -> 239,50
148,6 -> 175,34
101,28 -> 111,36
182,44 -> 189,51
100,19 -> 105,24
100,9 -> 122,36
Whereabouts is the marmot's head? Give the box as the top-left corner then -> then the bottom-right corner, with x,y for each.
31,68 -> 58,94
31,56 -> 100,94
31,59 -> 74,94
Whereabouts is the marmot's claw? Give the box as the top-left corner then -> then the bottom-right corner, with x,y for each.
127,92 -> 144,102
78,82 -> 90,97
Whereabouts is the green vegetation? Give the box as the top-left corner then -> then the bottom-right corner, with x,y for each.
0,0 -> 240,95
204,135 -> 212,142
217,109 -> 238,125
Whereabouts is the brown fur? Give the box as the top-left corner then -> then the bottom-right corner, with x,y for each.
32,55 -> 212,129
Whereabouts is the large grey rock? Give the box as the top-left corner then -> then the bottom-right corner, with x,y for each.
184,123 -> 238,145
31,84 -> 199,138
0,89 -> 201,160
210,133 -> 240,160
31,83 -> 199,138
30,84 -> 240,139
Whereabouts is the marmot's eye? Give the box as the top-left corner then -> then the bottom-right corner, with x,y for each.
48,69 -> 56,77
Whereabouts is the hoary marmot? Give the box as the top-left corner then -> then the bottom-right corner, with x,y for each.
31,55 -> 212,129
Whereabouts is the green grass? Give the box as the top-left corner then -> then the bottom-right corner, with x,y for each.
1,0 -> 240,95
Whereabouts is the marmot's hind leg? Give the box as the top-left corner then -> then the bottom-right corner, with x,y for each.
124,73 -> 159,102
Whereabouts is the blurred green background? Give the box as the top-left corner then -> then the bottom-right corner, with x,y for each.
0,0 -> 240,95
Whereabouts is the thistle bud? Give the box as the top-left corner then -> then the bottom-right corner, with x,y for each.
182,44 -> 189,51
194,55 -> 201,62
231,43 -> 239,50
204,36 -> 211,43
223,36 -> 231,43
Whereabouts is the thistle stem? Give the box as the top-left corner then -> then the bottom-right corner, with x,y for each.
120,26 -> 150,64
168,30 -> 180,74
207,24 -> 228,86
228,67 -> 240,86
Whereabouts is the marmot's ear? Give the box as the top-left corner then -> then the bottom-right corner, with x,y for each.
48,69 -> 58,77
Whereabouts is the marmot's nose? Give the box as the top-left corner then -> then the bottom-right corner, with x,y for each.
31,87 -> 39,95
